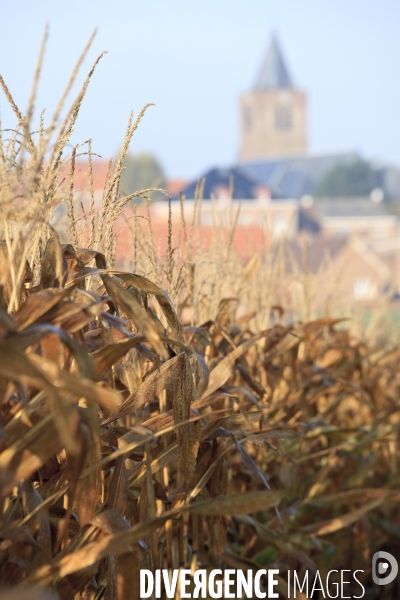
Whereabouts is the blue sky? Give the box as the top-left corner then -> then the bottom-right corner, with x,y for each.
1,0 -> 399,178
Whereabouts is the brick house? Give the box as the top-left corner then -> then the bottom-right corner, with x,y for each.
304,198 -> 399,240
283,236 -> 393,305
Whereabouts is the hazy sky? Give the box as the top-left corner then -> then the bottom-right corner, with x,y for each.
1,0 -> 399,179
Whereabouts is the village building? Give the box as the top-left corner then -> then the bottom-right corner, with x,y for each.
238,35 -> 307,161
236,35 -> 400,200
56,31 -> 400,307
283,236 -> 394,304
300,197 -> 399,240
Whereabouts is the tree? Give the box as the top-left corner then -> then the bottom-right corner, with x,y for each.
119,152 -> 166,200
315,160 -> 379,197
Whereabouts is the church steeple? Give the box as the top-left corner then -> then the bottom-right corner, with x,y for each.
255,34 -> 293,91
239,34 -> 307,161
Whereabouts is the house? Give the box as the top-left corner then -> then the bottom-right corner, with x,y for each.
158,165 -> 301,239
172,166 -> 400,242
282,236 -> 393,304
366,237 -> 400,295
302,198 -> 399,240
236,34 -> 363,199
150,195 -> 300,240
236,34 -> 400,200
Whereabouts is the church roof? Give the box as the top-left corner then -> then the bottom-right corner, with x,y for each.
254,35 -> 293,91
239,153 -> 360,198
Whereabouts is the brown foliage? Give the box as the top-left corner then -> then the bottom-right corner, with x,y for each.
0,34 -> 399,599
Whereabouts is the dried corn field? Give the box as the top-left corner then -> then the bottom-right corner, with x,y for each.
0,33 -> 399,599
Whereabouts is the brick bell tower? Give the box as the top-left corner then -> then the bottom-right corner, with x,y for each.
239,34 -> 308,162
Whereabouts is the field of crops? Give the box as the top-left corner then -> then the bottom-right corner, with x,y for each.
0,34 -> 399,599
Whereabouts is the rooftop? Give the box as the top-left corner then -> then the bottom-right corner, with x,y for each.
175,166 -> 275,200
282,237 -> 347,273
239,152 -> 360,199
314,198 -> 396,219
254,34 -> 293,91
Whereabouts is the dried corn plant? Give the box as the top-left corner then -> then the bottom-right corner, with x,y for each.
125,197 -> 399,348
0,33 -> 399,600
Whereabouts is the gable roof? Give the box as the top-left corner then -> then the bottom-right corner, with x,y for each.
175,166 -> 279,200
239,152 -> 360,198
282,237 -> 347,274
254,35 -> 293,91
348,237 -> 392,279
279,236 -> 391,279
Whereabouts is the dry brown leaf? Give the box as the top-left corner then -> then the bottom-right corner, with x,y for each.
103,353 -> 185,425
0,411 -> 66,496
202,329 -> 271,398
75,428 -> 102,527
89,508 -> 131,534
26,491 -> 282,585
20,480 -> 52,560
26,516 -> 169,585
117,426 -> 156,449
215,297 -> 239,327
233,437 -> 272,490
169,352 -> 198,489
117,552 -> 140,600
301,495 -> 387,536
110,271 -> 181,334
75,248 -> 107,269
106,455 -> 129,515
66,266 -> 103,285
40,228 -> 64,289
102,274 -> 168,359
91,336 -> 146,379
9,323 -> 94,379
303,317 -> 349,332
14,288 -> 71,330
187,490 -> 283,516
0,344 -> 80,454
28,354 -> 121,413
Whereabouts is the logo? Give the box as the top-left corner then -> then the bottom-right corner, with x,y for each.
372,551 -> 398,586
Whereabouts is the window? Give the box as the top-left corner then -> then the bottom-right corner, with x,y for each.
274,105 -> 292,130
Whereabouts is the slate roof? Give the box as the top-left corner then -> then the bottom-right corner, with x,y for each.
239,152 -> 360,199
175,155 -> 374,203
255,35 -> 293,91
175,166 -> 280,200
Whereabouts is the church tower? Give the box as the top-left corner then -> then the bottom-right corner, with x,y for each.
239,35 -> 308,162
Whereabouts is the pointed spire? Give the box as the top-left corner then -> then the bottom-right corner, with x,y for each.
254,34 -> 293,91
